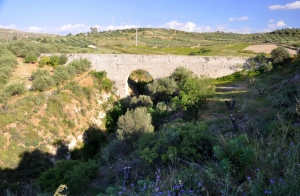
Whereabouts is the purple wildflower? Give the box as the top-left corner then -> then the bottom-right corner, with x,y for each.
130,183 -> 134,187
173,185 -> 180,189
270,179 -> 275,184
247,176 -> 251,181
118,191 -> 122,195
279,178 -> 285,185
155,187 -> 159,192
264,190 -> 272,194
198,182 -> 202,187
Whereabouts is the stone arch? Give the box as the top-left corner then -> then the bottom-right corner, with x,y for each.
125,68 -> 155,96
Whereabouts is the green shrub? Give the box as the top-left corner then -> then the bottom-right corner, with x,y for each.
146,77 -> 178,102
68,58 -> 91,74
59,54 -> 68,65
31,69 -> 51,80
170,66 -> 194,84
38,56 -> 50,67
137,121 -> 216,164
31,76 -> 54,91
51,67 -> 70,85
129,95 -> 153,109
117,107 -> 154,141
213,134 -> 254,180
49,55 -> 61,68
24,52 -> 38,63
2,82 -> 26,97
271,47 -> 290,64
36,160 -> 98,195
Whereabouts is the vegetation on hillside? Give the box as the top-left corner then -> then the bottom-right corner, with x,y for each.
0,29 -> 299,195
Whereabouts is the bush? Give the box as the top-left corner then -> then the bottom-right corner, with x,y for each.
31,76 -> 54,91
36,160 -> 98,195
59,54 -> 68,65
271,47 -> 290,64
129,95 -> 153,109
2,82 -> 26,97
51,67 -> 70,85
31,69 -> 51,80
137,121 -> 217,164
170,66 -> 194,84
24,52 -> 38,63
49,55 -> 61,68
117,107 -> 154,141
68,58 -> 91,74
146,77 -> 178,102
38,56 -> 50,67
213,134 -> 254,180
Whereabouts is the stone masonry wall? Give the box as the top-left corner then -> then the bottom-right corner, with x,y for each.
46,54 -> 249,97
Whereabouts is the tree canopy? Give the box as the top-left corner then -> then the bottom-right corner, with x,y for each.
173,76 -> 215,119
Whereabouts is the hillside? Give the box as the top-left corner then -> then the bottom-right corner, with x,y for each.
0,28 -> 299,195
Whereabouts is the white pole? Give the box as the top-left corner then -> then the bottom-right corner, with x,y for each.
136,27 -> 138,46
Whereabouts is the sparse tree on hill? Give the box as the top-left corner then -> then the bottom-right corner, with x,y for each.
117,107 -> 154,141
173,76 -> 215,119
271,47 -> 290,64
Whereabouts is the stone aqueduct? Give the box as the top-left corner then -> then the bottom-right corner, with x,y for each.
65,54 -> 249,97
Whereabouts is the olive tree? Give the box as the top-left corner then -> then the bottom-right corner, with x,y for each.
116,107 -> 154,140
271,47 -> 290,64
170,66 -> 194,84
146,77 -> 177,102
173,76 -> 215,119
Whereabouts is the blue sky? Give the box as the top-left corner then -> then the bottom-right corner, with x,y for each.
0,0 -> 299,35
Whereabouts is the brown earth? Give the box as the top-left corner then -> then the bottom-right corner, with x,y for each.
243,44 -> 297,56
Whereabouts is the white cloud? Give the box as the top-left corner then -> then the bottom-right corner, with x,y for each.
268,20 -> 287,29
229,16 -> 249,21
27,26 -> 46,32
105,24 -> 137,31
55,24 -> 90,34
160,20 -> 213,32
269,19 -> 274,22
269,1 -> 300,10
0,24 -> 17,29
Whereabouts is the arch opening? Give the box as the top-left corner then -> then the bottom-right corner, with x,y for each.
127,69 -> 153,97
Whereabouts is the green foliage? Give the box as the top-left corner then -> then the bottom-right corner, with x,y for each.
59,54 -> 68,65
170,66 -> 194,84
173,76 -> 215,119
189,47 -> 212,55
137,121 -> 217,164
68,58 -> 91,74
38,56 -> 50,67
105,101 -> 124,133
49,55 -> 61,68
91,70 -> 114,92
146,77 -> 178,102
31,76 -> 54,91
129,95 -> 153,109
31,69 -> 51,80
2,82 -> 26,97
254,52 -> 267,63
271,47 -> 290,64
24,52 -> 38,63
36,160 -> 98,195
117,107 -> 154,140
213,134 -> 254,180
51,67 -> 70,85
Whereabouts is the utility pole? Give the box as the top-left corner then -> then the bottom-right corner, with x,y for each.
136,27 -> 138,46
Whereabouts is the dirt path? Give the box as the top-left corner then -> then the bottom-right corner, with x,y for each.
9,58 -> 38,89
